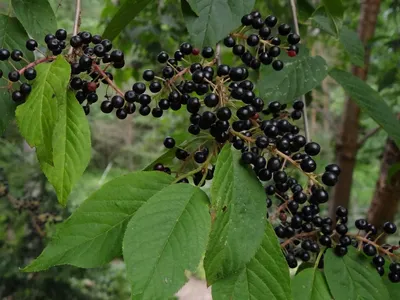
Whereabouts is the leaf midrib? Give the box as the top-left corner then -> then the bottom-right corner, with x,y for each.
134,189 -> 197,297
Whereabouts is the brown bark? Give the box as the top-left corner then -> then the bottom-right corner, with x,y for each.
329,0 -> 381,218
367,140 -> 400,233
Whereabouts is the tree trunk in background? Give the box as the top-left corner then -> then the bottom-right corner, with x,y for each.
367,140 -> 400,235
329,0 -> 381,219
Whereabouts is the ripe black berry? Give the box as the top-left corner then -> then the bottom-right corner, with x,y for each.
223,36 -> 235,47
363,244 -> 377,256
111,95 -> 124,108
11,50 -> 23,61
0,48 -> 10,60
272,60 -> 284,71
8,71 -> 20,82
24,68 -> 37,80
288,33 -> 300,45
300,158 -> 316,172
26,39 -> 38,51
383,222 -> 397,234
12,90 -> 24,102
247,34 -> 259,47
278,23 -> 291,35
100,100 -> 113,113
164,137 -> 175,148
201,47 -> 214,58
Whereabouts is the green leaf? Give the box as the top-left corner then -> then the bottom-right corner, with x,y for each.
339,26 -> 365,67
377,68 -> 397,91
292,268 -> 332,300
321,0 -> 344,18
123,183 -> 211,300
23,171 -> 174,272
182,0 -> 255,47
11,0 -> 57,41
37,91 -> 91,206
297,0 -> 315,23
204,144 -> 266,284
388,163 -> 400,181
102,0 -> 153,41
16,56 -> 70,165
258,47 -> 328,104
212,222 -> 292,300
330,68 -> 400,146
0,15 -> 33,133
324,247 -> 390,300
311,6 -> 338,37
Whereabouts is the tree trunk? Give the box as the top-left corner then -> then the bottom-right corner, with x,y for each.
329,0 -> 381,219
367,140 -> 400,236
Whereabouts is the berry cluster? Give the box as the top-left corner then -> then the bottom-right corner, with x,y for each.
224,11 -> 300,71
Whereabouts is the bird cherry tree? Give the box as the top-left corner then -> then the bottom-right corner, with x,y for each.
0,0 -> 400,299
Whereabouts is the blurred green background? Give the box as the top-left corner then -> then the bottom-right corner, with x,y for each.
0,0 -> 399,299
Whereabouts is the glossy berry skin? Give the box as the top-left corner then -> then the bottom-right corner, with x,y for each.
201,47 -> 214,58
355,218 -> 368,230
389,272 -> 400,283
278,23 -> 291,35
157,51 -> 169,63
100,100 -> 114,113
383,222 -> 397,234
24,68 -> 37,80
194,151 -> 207,163
11,50 -> 23,61
0,48 -> 10,60
163,137 -> 175,149
325,164 -> 341,176
300,158 -> 316,172
247,34 -> 259,47
265,15 -> 278,27
335,245 -> 348,257
20,83 -> 32,95
26,39 -> 38,51
8,71 -> 20,82
305,142 -> 321,156
288,33 -> 300,45
373,255 -> 385,267
272,60 -> 284,71
363,243 -> 377,256
111,95 -> 124,108
12,91 -> 24,102
55,28 -> 67,40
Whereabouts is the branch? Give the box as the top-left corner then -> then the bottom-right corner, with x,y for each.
215,43 -> 222,66
289,0 -> 311,143
69,0 -> 82,55
358,127 -> 381,148
92,63 -> 124,97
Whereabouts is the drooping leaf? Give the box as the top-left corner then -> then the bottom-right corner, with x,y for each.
377,68 -> 398,91
11,0 -> 57,41
212,222 -> 292,300
311,6 -> 338,37
339,26 -> 365,67
23,171 -> 174,272
16,56 -> 70,165
297,0 -> 315,23
292,268 -> 332,300
324,248 -> 390,300
330,68 -> 400,146
258,47 -> 328,104
123,183 -> 210,300
37,91 -> 91,206
103,0 -> 153,41
204,144 -> 266,284
182,0 -> 255,47
321,0 -> 344,19
0,15 -> 33,133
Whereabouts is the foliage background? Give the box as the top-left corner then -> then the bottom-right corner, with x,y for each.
0,0 -> 399,298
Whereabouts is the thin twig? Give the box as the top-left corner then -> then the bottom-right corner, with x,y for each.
289,0 -> 311,143
215,43 -> 222,66
92,64 -> 125,97
357,127 -> 381,148
68,0 -> 82,55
